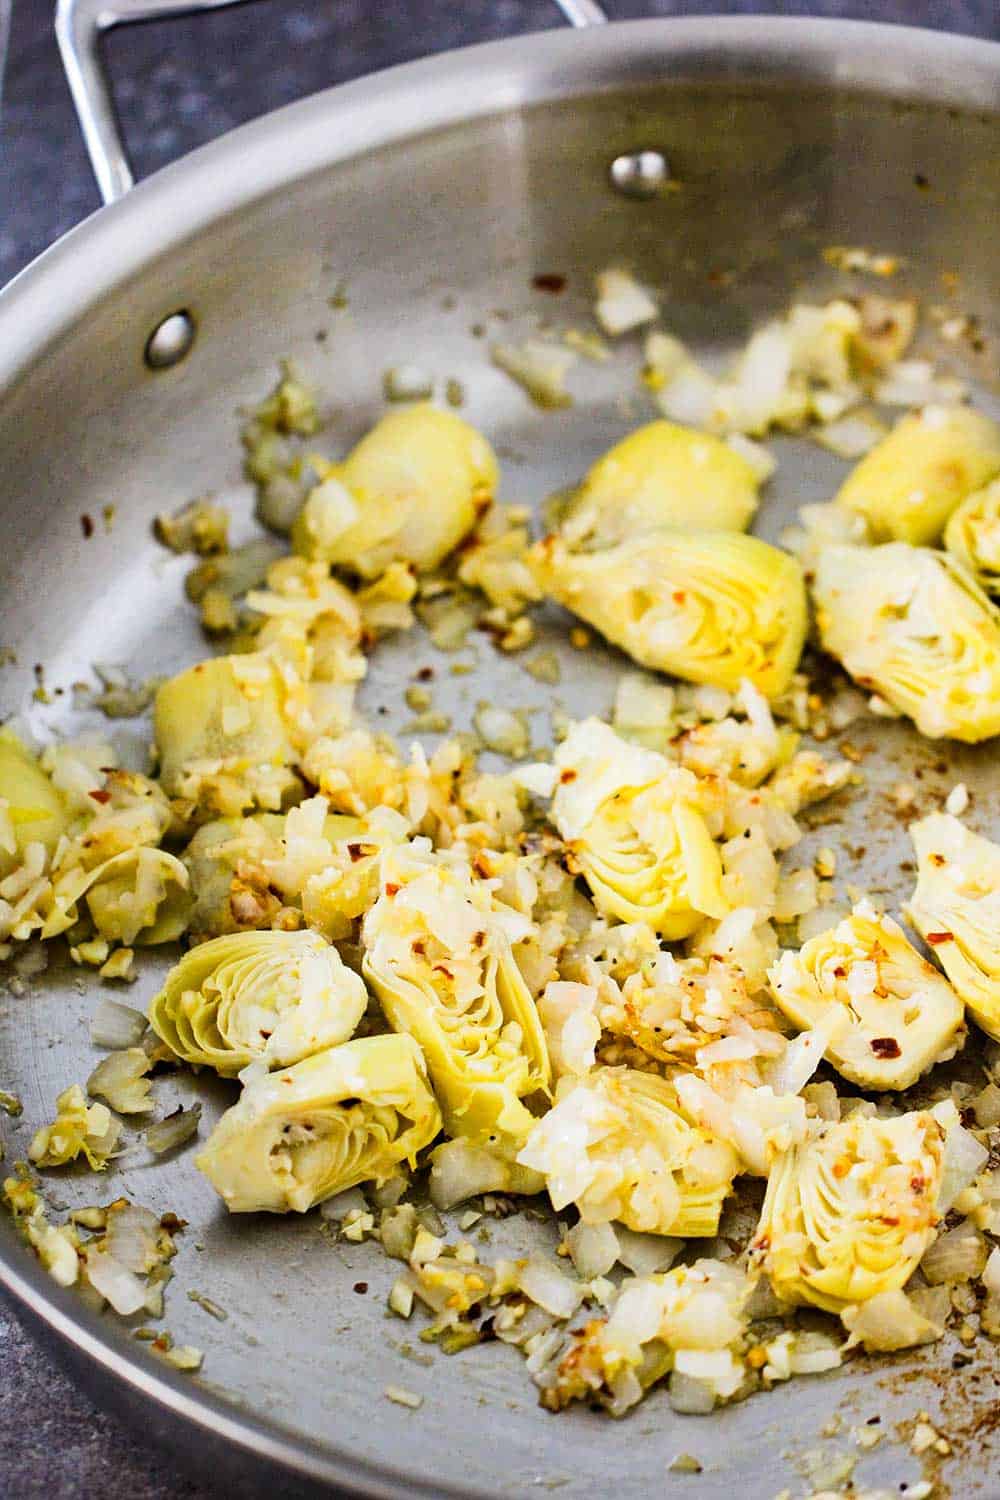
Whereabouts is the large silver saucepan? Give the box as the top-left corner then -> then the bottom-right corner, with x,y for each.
2,4 -> 999,1495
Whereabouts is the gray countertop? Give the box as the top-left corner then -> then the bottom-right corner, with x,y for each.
1,2 -> 998,1497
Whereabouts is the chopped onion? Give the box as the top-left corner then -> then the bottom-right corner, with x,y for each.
937,1124 -> 989,1212
773,867 -> 819,922
90,999 -> 148,1050
87,1047 -> 153,1114
85,1248 -> 147,1316
667,1371 -> 717,1415
614,1228 -> 682,1277
810,410 -> 886,458
319,1186 -> 368,1222
841,1288 -> 943,1351
517,1255 -> 584,1320
145,1103 -> 201,1155
972,1082 -> 1000,1129
565,1221 -> 619,1279
473,703 -> 530,758
594,269 -> 658,336
491,340 -> 576,409
919,1221 -> 987,1285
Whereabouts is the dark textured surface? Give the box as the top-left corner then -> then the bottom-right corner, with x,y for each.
1,2 -> 998,1497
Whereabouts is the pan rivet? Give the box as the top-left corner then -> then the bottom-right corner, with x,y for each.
609,150 -> 670,199
145,310 -> 196,370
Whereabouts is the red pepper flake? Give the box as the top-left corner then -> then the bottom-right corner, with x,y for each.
472,931 -> 486,949
80,513 -> 94,538
88,788 -> 112,804
559,769 -> 577,784
532,273 -> 566,294
353,1281 -> 369,1294
417,666 -> 434,681
833,965 -> 847,979
910,1176 -> 926,1194
870,1036 -> 901,1059
385,883 -> 400,897
925,930 -> 953,945
347,842 -> 377,863
672,590 -> 686,605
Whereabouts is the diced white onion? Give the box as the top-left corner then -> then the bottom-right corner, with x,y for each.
517,1255 -> 584,1320
89,999 -> 148,1050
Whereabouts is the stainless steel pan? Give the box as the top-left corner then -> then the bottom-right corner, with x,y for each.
2,6 -> 1000,1495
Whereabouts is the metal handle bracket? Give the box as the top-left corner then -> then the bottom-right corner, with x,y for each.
55,0 -> 607,206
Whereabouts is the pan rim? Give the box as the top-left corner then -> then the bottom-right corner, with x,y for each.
2,14 -> 1000,1499
0,16 -> 998,388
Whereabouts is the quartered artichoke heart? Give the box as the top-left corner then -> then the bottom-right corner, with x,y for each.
551,719 -> 727,940
750,1109 -> 945,1313
835,404 -> 1000,545
154,651 -> 300,818
944,477 -> 1000,597
43,846 -> 192,945
149,929 -> 368,1075
530,530 -> 807,698
0,728 -> 67,878
360,842 -> 550,1149
556,419 -> 761,550
291,403 -> 499,578
768,902 -> 966,1091
907,812 -> 1000,1042
517,1066 -> 740,1238
813,542 -> 1000,742
196,1033 -> 442,1213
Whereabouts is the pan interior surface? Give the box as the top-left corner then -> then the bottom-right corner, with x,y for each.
2,49 -> 1000,1500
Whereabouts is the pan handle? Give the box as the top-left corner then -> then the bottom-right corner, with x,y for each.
55,0 -> 608,207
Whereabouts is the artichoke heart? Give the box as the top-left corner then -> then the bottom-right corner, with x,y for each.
907,812 -> 1000,1042
292,404 -> 499,577
835,404 -> 1000,545
768,903 -> 965,1090
530,531 -> 806,698
813,542 -> 1000,742
551,719 -> 727,940
517,1067 -> 740,1238
944,477 -> 1000,597
196,1034 -> 441,1213
0,728 -> 67,878
558,419 -> 761,549
154,652 -> 300,816
750,1109 -> 945,1312
43,845 -> 191,945
361,842 -> 549,1147
149,929 -> 368,1075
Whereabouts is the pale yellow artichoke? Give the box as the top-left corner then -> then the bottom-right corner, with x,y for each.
531,531 -> 807,698
558,420 -> 761,549
154,652 -> 300,818
361,842 -> 549,1148
813,542 -> 1000,741
517,1066 -> 739,1238
768,903 -> 965,1090
0,728 -> 67,879
149,929 -> 368,1075
750,1109 -> 945,1312
550,719 -> 727,940
292,404 -> 498,577
196,1034 -> 441,1213
944,477 -> 1000,597
43,845 -> 192,946
835,404 -> 1000,545
907,812 -> 1000,1041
